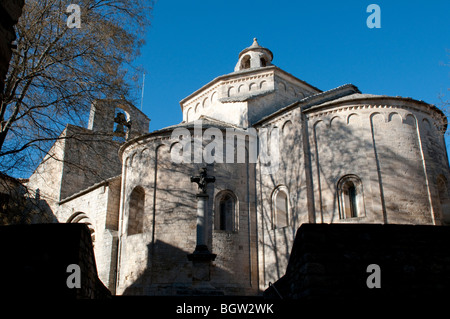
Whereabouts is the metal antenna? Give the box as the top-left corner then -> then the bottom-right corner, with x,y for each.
140,72 -> 145,111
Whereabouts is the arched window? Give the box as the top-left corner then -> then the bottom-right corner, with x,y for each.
186,107 -> 193,122
214,191 -> 237,232
337,175 -> 365,219
272,186 -> 289,229
113,108 -> 131,143
240,55 -> 251,69
128,186 -> 145,235
67,212 -> 96,245
260,57 -> 267,67
346,182 -> 358,218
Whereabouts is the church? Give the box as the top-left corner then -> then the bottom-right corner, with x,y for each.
26,39 -> 450,296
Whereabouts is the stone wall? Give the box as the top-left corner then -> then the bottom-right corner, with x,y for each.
181,67 -> 320,128
117,123 -> 259,295
305,97 -> 449,226
59,124 -> 122,200
255,93 -> 449,293
25,124 -> 121,207
264,223 -> 450,301
256,106 -> 311,289
0,0 -> 24,93
27,99 -> 150,204
88,99 -> 150,140
26,130 -> 67,206
58,176 -> 121,293
0,223 -> 110,299
0,173 -> 57,225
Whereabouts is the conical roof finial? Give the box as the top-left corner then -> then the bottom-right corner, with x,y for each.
251,38 -> 259,47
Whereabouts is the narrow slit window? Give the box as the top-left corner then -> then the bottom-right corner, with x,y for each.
219,195 -> 233,231
128,186 -> 145,235
273,187 -> 289,229
215,191 -> 237,232
338,175 -> 365,220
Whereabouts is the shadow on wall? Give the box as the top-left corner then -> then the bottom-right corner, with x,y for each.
309,112 -> 447,224
123,144 -> 243,295
259,110 -> 450,286
0,174 -> 57,225
121,239 -> 232,296
122,240 -> 191,295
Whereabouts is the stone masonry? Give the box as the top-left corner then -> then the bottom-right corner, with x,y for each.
23,39 -> 450,296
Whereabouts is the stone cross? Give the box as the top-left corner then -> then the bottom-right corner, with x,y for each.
187,167 -> 219,293
190,167 -> 215,195
189,167 -> 215,251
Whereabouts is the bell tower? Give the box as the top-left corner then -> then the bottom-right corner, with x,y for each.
180,38 -> 321,127
87,99 -> 150,141
234,38 -> 273,71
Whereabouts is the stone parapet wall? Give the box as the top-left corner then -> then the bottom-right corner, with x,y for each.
0,223 -> 111,299
265,223 -> 450,300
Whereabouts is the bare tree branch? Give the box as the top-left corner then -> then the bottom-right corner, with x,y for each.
1,0 -> 152,176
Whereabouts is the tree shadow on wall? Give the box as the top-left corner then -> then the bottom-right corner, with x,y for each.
121,239 -> 232,296
0,174 -> 57,225
122,240 -> 190,296
122,159 -> 236,296
259,110 -> 449,286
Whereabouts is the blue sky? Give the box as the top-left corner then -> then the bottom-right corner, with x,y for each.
134,0 -> 449,140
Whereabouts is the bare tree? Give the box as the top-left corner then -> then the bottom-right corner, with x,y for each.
0,0 -> 152,176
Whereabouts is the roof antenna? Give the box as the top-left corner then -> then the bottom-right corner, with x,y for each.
140,72 -> 145,111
